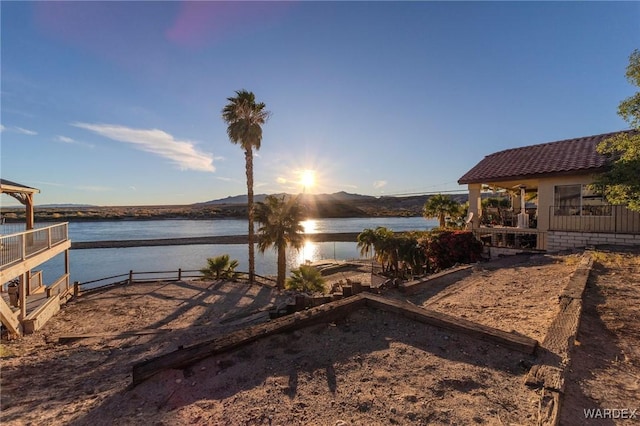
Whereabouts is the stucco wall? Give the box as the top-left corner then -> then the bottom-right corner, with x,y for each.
536,174 -> 598,233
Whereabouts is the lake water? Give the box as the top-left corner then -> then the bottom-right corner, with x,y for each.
36,217 -> 436,286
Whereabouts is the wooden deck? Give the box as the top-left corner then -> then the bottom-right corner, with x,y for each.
1,223 -> 71,337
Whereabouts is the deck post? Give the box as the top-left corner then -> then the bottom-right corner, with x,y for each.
178,268 -> 182,280
128,270 -> 133,285
64,250 -> 70,291
74,281 -> 79,297
20,272 -> 27,319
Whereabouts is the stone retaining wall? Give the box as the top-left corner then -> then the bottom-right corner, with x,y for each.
547,231 -> 640,252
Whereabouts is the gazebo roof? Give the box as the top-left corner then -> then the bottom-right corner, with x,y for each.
458,130 -> 635,185
0,179 -> 40,195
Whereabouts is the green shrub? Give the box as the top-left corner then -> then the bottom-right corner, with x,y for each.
200,254 -> 239,280
286,265 -> 326,293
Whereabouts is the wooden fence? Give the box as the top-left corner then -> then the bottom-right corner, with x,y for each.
74,269 -> 277,296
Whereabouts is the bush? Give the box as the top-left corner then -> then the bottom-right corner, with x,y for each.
286,265 -> 326,293
422,230 -> 483,272
200,254 -> 239,280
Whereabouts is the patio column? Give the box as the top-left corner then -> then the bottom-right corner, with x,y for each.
468,184 -> 482,229
25,193 -> 35,230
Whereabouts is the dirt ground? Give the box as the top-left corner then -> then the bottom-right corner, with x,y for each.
1,251 -> 639,425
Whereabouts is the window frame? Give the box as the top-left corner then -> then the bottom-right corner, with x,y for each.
553,184 -> 611,217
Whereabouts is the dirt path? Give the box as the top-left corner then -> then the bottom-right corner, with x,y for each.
560,250 -> 640,425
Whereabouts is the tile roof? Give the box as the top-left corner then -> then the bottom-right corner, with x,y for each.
458,130 -> 636,184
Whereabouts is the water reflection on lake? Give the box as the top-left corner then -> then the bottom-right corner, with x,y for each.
38,217 -> 436,286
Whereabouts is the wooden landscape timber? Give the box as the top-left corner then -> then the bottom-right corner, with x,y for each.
524,253 -> 594,426
57,329 -> 173,344
132,293 -> 539,385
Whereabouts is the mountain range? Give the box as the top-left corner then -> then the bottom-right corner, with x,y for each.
197,191 -> 469,218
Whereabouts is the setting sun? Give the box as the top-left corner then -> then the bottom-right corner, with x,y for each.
300,169 -> 316,189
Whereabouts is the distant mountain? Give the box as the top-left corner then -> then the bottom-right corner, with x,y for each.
195,194 -> 270,206
195,191 -> 471,218
196,191 -> 376,206
196,192 -> 371,218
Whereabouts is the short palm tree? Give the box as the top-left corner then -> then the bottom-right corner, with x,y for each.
200,254 -> 240,280
222,90 -> 270,283
286,264 -> 326,293
255,195 -> 305,289
423,194 -> 461,228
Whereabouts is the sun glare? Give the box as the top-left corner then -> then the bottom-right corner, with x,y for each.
300,169 -> 316,190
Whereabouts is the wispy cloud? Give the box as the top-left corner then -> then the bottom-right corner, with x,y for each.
72,122 -> 215,172
14,127 -> 38,135
373,180 -> 387,189
56,135 -> 75,143
76,185 -> 113,192
55,135 -> 95,148
0,125 -> 38,135
32,180 -> 64,187
216,176 -> 233,182
276,177 -> 287,184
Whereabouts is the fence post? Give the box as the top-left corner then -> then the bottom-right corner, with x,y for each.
129,270 -> 133,285
74,281 -> 79,297
178,268 -> 182,281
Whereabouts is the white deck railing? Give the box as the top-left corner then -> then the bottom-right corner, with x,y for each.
0,223 -> 69,269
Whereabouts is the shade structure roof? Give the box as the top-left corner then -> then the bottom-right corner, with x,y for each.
0,179 -> 40,195
458,130 -> 635,185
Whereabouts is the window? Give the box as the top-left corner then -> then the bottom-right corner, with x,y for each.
554,185 -> 611,216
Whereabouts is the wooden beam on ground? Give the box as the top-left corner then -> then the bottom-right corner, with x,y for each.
524,253 -> 594,426
399,265 -> 473,295
58,329 -> 173,343
131,291 -> 541,386
361,293 -> 538,354
132,295 -> 367,385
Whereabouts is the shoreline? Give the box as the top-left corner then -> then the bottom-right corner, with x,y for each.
71,232 -> 362,249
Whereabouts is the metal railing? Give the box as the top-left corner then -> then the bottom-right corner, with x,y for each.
473,227 -> 546,250
0,223 -> 69,269
549,205 -> 640,234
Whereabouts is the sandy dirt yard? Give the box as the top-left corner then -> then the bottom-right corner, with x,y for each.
1,251 -> 639,425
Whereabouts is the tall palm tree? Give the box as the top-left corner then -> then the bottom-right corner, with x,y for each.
357,228 -> 377,258
423,194 -> 461,228
222,90 -> 270,283
255,195 -> 305,289
357,227 -> 398,274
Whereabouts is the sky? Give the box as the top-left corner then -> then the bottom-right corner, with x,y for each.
1,1 -> 638,206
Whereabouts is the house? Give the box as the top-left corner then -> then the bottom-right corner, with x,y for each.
0,179 -> 72,338
458,130 -> 640,253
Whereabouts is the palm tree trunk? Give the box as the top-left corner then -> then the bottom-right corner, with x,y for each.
245,148 -> 255,283
277,243 -> 286,289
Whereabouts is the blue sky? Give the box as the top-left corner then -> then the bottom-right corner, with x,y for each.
1,1 -> 638,206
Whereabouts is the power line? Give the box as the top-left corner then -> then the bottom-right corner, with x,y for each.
384,189 -> 469,197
